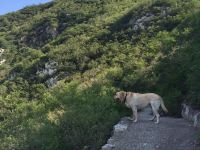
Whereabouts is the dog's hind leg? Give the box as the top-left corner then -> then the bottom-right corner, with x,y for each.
151,101 -> 160,124
152,108 -> 160,123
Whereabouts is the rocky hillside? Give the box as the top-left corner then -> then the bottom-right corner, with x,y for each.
0,0 -> 200,149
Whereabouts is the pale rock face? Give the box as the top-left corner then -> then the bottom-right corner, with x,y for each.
36,60 -> 58,87
0,48 -> 5,65
129,13 -> 155,31
0,48 -> 4,55
37,61 -> 58,77
0,59 -> 6,65
46,76 -> 58,87
129,6 -> 170,31
135,14 -> 154,30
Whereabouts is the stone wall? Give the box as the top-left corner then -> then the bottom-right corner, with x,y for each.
182,104 -> 200,127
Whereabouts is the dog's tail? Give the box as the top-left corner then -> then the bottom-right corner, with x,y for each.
160,99 -> 168,113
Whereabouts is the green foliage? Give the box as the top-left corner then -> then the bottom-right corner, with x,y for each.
0,37 -> 9,48
0,81 -> 129,150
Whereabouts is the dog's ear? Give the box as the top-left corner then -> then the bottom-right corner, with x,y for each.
119,91 -> 126,103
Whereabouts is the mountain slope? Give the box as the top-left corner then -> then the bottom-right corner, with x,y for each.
0,0 -> 200,149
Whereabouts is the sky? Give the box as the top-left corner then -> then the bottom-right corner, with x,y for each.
0,0 -> 52,15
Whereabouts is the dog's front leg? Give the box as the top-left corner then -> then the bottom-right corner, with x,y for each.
132,107 -> 138,122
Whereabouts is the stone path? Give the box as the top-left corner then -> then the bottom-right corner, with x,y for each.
102,108 -> 200,150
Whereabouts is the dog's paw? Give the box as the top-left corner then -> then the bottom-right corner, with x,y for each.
133,120 -> 138,123
127,117 -> 133,121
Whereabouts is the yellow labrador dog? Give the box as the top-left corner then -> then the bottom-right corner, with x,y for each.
114,91 -> 168,123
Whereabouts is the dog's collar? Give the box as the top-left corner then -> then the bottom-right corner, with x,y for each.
123,92 -> 128,103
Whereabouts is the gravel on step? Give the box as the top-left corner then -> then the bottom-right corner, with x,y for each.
102,109 -> 200,150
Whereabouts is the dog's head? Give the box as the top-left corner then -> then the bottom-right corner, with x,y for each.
114,91 -> 127,103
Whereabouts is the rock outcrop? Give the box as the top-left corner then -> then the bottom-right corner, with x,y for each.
36,60 -> 58,87
0,48 -> 6,65
36,60 -> 58,77
0,48 -> 4,56
46,76 -> 58,87
129,13 -> 155,31
128,4 -> 171,31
